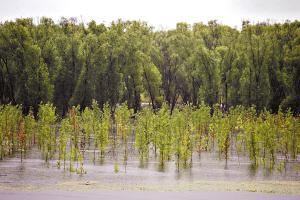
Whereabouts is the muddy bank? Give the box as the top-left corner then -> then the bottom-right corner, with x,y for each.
1,191 -> 300,200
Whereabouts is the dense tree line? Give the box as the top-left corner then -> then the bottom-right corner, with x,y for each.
0,18 -> 300,115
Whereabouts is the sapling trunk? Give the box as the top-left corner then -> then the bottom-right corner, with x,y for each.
93,146 -> 96,164
225,133 -> 230,162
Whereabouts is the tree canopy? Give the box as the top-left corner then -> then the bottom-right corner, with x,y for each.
0,18 -> 299,115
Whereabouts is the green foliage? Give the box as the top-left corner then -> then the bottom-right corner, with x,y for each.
114,162 -> 120,173
1,18 -> 300,175
256,111 -> 276,167
115,102 -> 132,168
155,104 -> 172,167
172,106 -> 194,169
135,108 -> 154,164
24,110 -> 37,145
0,19 -> 53,113
60,105 -> 86,172
0,101 -> 299,174
1,18 -> 300,115
213,114 -> 231,161
229,106 -> 246,163
82,106 -> 93,147
192,103 -> 211,154
38,103 -> 57,162
142,63 -> 162,110
82,100 -> 110,163
0,105 -> 30,161
99,103 -> 111,156
89,100 -> 102,163
58,117 -> 70,169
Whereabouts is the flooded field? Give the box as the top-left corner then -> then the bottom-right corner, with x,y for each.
1,104 -> 300,195
0,144 -> 300,192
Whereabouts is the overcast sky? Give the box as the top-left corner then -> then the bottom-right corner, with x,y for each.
0,0 -> 299,29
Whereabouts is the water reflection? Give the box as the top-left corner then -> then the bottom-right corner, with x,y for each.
0,146 -> 299,187
248,164 -> 258,177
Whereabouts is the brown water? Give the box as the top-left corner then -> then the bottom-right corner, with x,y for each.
0,143 -> 299,188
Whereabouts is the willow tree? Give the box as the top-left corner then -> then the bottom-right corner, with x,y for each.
24,110 -> 37,147
115,102 -> 132,171
240,23 -> 271,111
0,19 -> 53,114
172,107 -> 193,169
135,108 -> 155,165
155,104 -> 172,168
99,103 -> 111,157
88,100 -> 102,163
58,117 -> 70,170
192,104 -> 211,157
38,103 -> 57,163
244,107 -> 259,165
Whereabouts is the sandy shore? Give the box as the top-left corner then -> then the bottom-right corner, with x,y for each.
1,190 -> 300,200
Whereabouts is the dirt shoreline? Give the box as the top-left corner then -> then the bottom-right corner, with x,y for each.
1,190 -> 300,200
1,180 -> 300,195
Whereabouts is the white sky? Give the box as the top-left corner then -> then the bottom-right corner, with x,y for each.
0,0 -> 299,29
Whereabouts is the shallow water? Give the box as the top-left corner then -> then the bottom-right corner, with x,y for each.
1,143 -> 300,188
